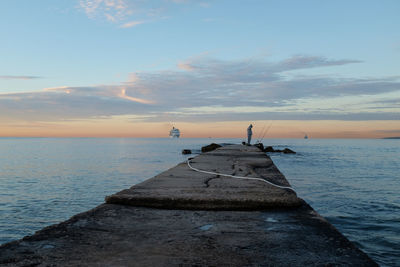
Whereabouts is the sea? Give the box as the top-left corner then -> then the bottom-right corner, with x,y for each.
0,138 -> 399,266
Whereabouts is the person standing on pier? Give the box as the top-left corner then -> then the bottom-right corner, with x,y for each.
247,124 -> 253,145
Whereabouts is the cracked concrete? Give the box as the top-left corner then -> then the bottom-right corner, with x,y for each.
203,176 -> 220,188
106,145 -> 302,210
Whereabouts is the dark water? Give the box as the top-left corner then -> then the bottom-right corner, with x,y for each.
0,138 -> 399,266
266,139 -> 400,267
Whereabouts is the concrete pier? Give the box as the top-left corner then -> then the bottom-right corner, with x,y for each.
106,145 -> 302,210
0,145 -> 377,266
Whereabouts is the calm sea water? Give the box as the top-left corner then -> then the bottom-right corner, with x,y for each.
0,138 -> 399,266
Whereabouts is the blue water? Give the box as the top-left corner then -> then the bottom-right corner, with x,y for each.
0,138 -> 399,266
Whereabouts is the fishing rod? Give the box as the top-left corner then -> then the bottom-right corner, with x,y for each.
259,122 -> 273,143
256,123 -> 267,143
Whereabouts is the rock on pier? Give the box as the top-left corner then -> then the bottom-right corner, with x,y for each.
0,145 -> 377,266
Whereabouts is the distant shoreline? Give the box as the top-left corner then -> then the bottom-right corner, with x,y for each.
382,137 -> 400,139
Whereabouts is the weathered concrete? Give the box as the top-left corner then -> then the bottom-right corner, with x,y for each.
0,144 -> 377,266
106,145 -> 302,210
0,204 -> 377,266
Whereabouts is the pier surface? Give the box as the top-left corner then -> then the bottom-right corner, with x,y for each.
0,145 -> 377,266
106,144 -> 301,210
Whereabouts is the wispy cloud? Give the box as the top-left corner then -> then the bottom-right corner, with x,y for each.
169,0 -> 210,6
118,88 -> 154,104
0,85 -> 155,122
0,75 -> 41,80
277,55 -> 362,70
78,0 -> 131,22
119,20 -> 145,28
77,0 -> 199,27
1,55 -> 399,123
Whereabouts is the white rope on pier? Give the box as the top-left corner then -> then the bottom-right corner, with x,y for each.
187,158 -> 296,193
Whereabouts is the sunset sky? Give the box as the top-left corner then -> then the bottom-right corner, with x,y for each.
0,0 -> 399,138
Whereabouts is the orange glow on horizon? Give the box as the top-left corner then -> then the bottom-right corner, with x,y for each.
0,118 -> 398,139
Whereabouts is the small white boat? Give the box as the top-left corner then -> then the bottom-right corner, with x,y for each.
169,127 -> 180,138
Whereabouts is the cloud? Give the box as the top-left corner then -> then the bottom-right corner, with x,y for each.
367,97 -> 400,106
277,55 -> 362,71
137,56 -> 383,110
119,20 -> 145,28
177,62 -> 195,71
1,55 -> 399,123
118,88 -> 155,104
78,0 -> 131,22
77,0 -> 198,27
373,129 -> 400,134
169,0 -> 210,6
143,111 -> 400,123
0,75 -> 41,80
0,85 -> 155,122
44,85 -> 154,105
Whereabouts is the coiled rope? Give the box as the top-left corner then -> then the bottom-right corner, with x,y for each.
187,158 -> 296,193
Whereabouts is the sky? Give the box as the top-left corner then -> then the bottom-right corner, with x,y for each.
0,0 -> 399,138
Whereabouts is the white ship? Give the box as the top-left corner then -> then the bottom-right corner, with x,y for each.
169,127 -> 180,138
